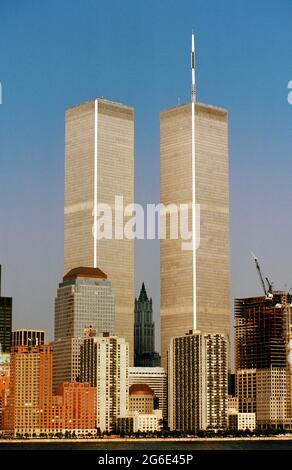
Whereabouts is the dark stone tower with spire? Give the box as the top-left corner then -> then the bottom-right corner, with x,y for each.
134,283 -> 160,367
0,265 -> 12,353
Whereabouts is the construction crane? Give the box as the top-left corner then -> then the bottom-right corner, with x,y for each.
251,252 -> 273,299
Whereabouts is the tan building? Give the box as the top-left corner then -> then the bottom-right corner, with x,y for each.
129,384 -> 154,414
256,368 -> 287,428
64,98 -> 134,363
160,102 -> 230,368
236,369 -> 257,414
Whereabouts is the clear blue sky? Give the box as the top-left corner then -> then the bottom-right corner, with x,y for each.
0,0 -> 292,350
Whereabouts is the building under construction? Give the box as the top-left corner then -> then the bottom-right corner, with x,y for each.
234,255 -> 292,428
235,292 -> 292,428
235,292 -> 291,370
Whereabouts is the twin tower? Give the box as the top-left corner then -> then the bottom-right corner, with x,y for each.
64,96 -> 230,368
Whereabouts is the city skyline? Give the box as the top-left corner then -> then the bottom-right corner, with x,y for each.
0,0 -> 292,352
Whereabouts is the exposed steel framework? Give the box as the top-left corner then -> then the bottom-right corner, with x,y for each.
235,292 -> 292,370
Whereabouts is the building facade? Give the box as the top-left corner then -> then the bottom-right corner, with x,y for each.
168,330 -> 228,432
134,283 -> 160,367
64,98 -> 134,363
160,103 -> 230,368
80,332 -> 129,433
5,344 -> 52,434
56,382 -> 96,434
0,266 -> 12,353
129,384 -> 154,414
53,267 -> 115,390
11,330 -> 45,347
116,410 -> 162,434
129,367 -> 167,424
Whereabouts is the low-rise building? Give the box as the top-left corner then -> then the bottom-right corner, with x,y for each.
116,410 -> 162,434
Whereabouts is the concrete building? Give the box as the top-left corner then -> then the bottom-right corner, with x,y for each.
0,266 -> 12,353
11,330 -> 45,347
64,98 -> 134,363
236,369 -> 257,414
80,332 -> 129,433
129,367 -> 167,424
129,384 -> 154,414
256,368 -> 287,428
238,413 -> 256,431
168,330 -> 228,432
116,410 -> 162,434
134,283 -> 160,367
53,267 -> 115,390
227,396 -> 239,414
160,103 -> 230,368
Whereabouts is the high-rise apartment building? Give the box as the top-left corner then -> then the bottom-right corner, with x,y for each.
5,344 -> 52,434
11,330 -> 45,347
64,98 -> 134,362
129,367 -> 167,424
134,283 -> 160,367
53,267 -> 115,390
160,102 -> 230,368
0,266 -> 12,353
80,332 -> 129,432
168,330 -> 228,432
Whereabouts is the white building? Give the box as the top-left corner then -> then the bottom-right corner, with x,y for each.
133,410 -> 162,433
238,413 -> 256,431
168,330 -> 228,431
80,332 -> 129,433
116,410 -> 162,434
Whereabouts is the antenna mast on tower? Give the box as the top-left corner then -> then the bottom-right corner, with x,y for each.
191,31 -> 197,329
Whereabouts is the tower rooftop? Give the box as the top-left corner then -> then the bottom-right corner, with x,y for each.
129,383 -> 154,396
138,282 -> 149,302
63,266 -> 108,282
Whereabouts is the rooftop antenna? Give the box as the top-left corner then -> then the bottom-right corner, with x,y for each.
191,31 -> 197,329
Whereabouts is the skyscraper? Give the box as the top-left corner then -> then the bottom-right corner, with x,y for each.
64,98 -> 134,363
134,283 -> 160,367
0,265 -> 12,353
168,330 -> 228,432
80,332 -> 129,433
160,39 -> 230,368
53,267 -> 115,390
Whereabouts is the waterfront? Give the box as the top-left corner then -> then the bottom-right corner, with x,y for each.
2,437 -> 292,450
